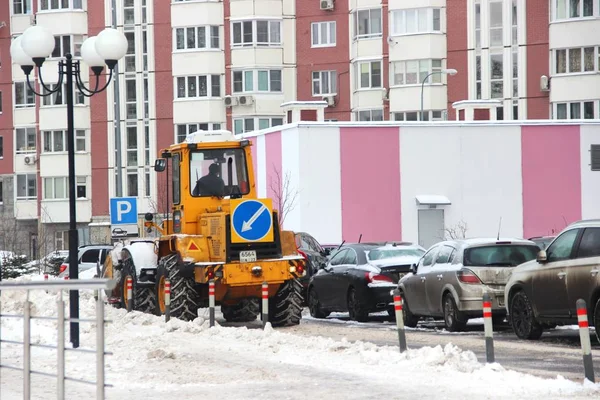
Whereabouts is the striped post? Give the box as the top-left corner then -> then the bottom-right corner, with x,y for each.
164,279 -> 171,323
482,293 -> 495,363
393,290 -> 407,353
576,299 -> 595,383
209,280 -> 215,327
261,282 -> 269,328
44,274 -> 48,281
126,276 -> 133,312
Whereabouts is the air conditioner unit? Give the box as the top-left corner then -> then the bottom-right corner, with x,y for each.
320,0 -> 334,10
224,95 -> 238,107
322,95 -> 335,107
24,155 -> 36,165
238,95 -> 255,105
540,75 -> 550,92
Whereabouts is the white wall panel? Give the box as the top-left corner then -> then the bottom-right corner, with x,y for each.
580,125 -> 600,219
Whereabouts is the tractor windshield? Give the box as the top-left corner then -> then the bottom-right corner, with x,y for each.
190,148 -> 250,198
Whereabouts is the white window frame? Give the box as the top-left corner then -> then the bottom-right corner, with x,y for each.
354,8 -> 383,38
175,75 -> 222,99
15,127 -> 36,154
175,123 -> 222,143
16,173 -> 37,200
553,100 -> 596,119
391,8 -> 441,36
311,21 -> 336,47
42,84 -> 85,106
12,0 -> 33,14
39,0 -> 83,11
552,0 -> 596,21
43,177 -> 68,200
231,19 -> 282,47
14,81 -> 35,108
49,34 -> 84,58
390,59 -> 443,86
355,109 -> 384,121
490,52 -> 503,99
392,110 -> 444,121
174,25 -> 220,51
233,117 -> 284,135
231,69 -> 283,94
356,60 -> 382,89
312,70 -> 337,96
553,46 -> 598,75
55,231 -> 68,250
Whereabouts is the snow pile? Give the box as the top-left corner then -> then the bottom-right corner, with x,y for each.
1,275 -> 600,399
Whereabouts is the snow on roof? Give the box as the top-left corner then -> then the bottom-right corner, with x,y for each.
184,130 -> 238,143
415,195 -> 451,206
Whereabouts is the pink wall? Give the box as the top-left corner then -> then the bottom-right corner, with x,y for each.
265,131 -> 282,202
250,138 -> 258,191
521,125 -> 582,238
340,127 -> 402,242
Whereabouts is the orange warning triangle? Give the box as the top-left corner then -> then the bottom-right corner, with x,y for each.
188,241 -> 200,251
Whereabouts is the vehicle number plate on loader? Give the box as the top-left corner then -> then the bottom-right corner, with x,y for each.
240,250 -> 257,263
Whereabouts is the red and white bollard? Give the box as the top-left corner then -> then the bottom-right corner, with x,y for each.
482,293 -> 495,363
126,276 -> 133,312
164,279 -> 171,322
576,299 -> 595,382
44,273 -> 49,293
393,290 -> 407,352
261,282 -> 269,328
208,280 -> 215,327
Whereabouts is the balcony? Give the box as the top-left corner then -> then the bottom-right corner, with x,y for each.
41,198 -> 92,224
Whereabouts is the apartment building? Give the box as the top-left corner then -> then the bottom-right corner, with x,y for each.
1,0 -> 598,257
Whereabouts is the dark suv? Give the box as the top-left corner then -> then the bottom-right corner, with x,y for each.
295,232 -> 330,303
505,220 -> 600,342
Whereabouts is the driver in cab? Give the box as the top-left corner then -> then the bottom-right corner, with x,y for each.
192,163 -> 225,197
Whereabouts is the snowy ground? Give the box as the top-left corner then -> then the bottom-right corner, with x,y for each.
1,275 -> 599,399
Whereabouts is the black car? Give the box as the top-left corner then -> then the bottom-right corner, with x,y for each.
307,243 -> 426,322
528,236 -> 555,250
295,232 -> 331,304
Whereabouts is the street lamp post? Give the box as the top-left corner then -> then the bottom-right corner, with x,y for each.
420,68 -> 458,121
10,25 -> 128,348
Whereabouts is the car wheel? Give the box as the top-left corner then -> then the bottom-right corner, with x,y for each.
443,294 -> 467,332
509,290 -> 543,340
398,292 -> 420,328
347,288 -> 369,322
308,288 -> 329,319
593,297 -> 600,344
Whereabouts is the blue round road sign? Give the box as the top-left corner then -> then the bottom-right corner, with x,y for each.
232,200 -> 273,241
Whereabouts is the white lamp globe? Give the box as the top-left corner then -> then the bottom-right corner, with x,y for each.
21,25 -> 56,59
443,68 -> 458,75
81,37 -> 105,68
10,36 -> 34,67
95,28 -> 128,65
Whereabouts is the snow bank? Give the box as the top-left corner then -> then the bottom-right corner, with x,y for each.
1,275 -> 599,399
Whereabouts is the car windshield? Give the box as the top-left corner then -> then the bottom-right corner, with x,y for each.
367,248 -> 425,261
463,245 -> 539,267
190,148 -> 249,197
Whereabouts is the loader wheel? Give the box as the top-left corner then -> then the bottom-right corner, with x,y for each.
268,278 -> 303,327
221,299 -> 260,323
119,257 -> 156,314
157,253 -> 200,321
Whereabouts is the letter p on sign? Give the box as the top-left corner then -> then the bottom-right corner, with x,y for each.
117,201 -> 131,221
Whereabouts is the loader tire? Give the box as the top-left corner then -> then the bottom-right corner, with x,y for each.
268,278 -> 303,327
221,298 -> 260,322
159,253 -> 200,321
120,257 -> 156,314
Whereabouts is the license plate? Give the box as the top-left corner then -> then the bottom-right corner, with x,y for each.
240,250 -> 257,263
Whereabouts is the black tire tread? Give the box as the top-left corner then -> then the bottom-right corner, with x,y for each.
400,293 -> 420,328
222,298 -> 260,322
347,287 -> 369,322
121,257 -> 156,314
268,278 -> 303,327
443,294 -> 467,332
308,287 -> 329,319
161,254 -> 200,321
509,290 -> 543,340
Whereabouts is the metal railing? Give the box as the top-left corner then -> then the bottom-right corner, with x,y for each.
0,278 -> 117,400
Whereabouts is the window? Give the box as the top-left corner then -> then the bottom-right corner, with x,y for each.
16,127 -> 36,153
40,0 -> 83,10
124,0 -> 134,24
391,8 -> 441,35
42,84 -> 85,106
576,228 -> 600,258
391,59 -> 443,86
311,21 -> 336,47
174,26 -> 220,50
554,46 -> 597,74
233,117 -> 283,134
189,148 -> 249,198
591,144 -> 600,171
490,53 -> 503,99
512,51 -> 518,98
435,246 -> 454,264
127,171 -> 138,197
76,176 -> 87,198
175,123 -> 222,143
126,126 -> 138,167
512,0 -> 518,45
475,55 -> 482,99
356,109 -> 384,121
43,177 -> 68,200
312,71 -> 337,95
16,174 -> 37,200
489,1 -> 503,47
175,75 -> 221,98
232,69 -> 282,93
51,35 -> 83,58
393,110 -> 444,121
124,32 -> 136,72
231,20 -> 281,47
13,0 -> 33,14
355,8 -> 382,38
15,82 -> 35,108
172,153 -> 180,204
357,61 -> 382,89
0,137 -> 3,158
547,228 -> 579,262
554,0 -> 594,20
42,129 -> 87,152
55,231 -> 68,250
81,249 -> 100,264
475,2 -> 481,48
554,101 -> 595,119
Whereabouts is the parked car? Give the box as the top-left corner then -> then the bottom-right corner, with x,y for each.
58,244 -> 114,278
295,232 -> 331,304
397,238 -> 539,331
307,242 -> 425,322
505,220 -> 600,342
528,236 -> 555,250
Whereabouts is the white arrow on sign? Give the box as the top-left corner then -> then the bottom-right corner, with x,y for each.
241,204 -> 268,233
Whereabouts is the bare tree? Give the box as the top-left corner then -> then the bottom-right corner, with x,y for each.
444,220 -> 468,240
269,166 -> 299,227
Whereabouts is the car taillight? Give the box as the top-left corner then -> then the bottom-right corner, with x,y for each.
59,264 -> 67,274
457,269 -> 482,284
365,272 -> 393,283
296,263 -> 305,275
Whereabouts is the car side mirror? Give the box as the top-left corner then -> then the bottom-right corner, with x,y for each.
536,250 -> 548,263
154,158 -> 166,172
410,263 -> 417,274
